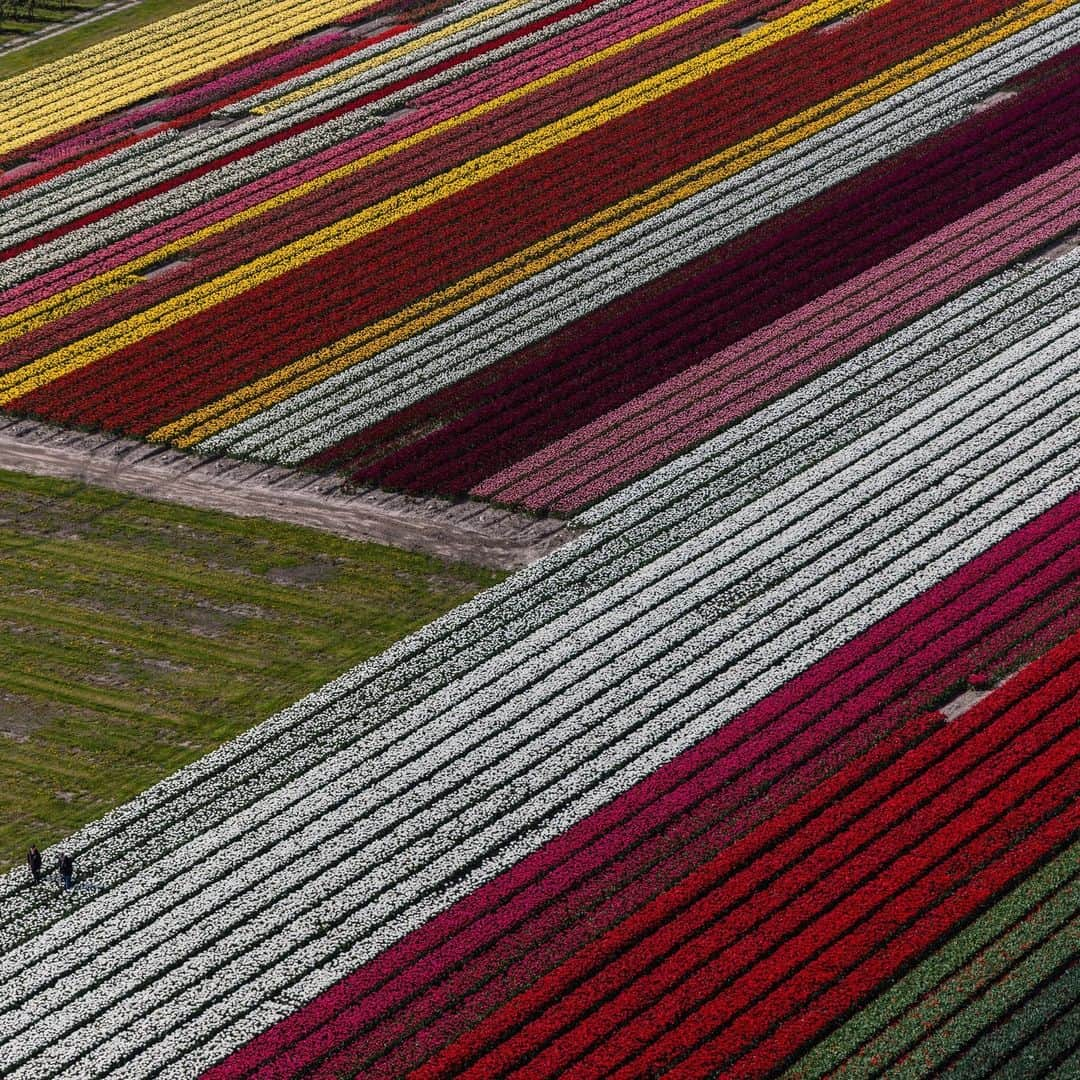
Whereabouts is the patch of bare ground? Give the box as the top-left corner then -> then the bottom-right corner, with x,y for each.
0,417 -> 576,570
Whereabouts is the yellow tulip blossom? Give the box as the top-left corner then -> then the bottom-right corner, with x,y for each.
0,0 -> 376,156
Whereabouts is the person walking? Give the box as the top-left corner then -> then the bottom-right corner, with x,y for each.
59,852 -> 74,891
27,845 -> 42,885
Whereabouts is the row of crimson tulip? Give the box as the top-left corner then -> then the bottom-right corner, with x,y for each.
0,0 -> 690,308
477,156 -> 1080,511
198,489 -> 1080,1080
0,0 -> 751,362
4,0 -> 1018,434
318,57 -> 1080,489
424,653 -> 1080,1079
355,78 -> 1079,498
0,0 -> 630,261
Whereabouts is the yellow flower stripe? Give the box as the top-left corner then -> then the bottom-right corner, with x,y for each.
156,0 -> 1070,447
0,0 -> 863,359
251,0 -> 538,114
0,0 -> 374,156
0,0 -> 770,345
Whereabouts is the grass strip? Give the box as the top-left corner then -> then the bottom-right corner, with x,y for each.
0,467 -> 502,872
939,959 -> 1080,1078
887,914 -> 1080,1078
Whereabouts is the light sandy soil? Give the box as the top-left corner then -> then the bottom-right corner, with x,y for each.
0,417 -> 575,570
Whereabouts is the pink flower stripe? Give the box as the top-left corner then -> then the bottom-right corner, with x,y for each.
199,491 -> 1080,1080
9,32 -> 355,174
0,0 -> 738,313
0,23 -> 415,200
472,153 -> 1080,510
423,649 -> 1080,1078
416,0 -> 712,114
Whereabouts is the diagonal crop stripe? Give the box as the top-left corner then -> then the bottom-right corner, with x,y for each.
0,0 -> 810,348
253,0 -> 715,114
0,252 -> 1077,1077
199,7 -> 1079,464
0,0 -> 378,157
197,525 -> 1080,1078
144,0 -> 1073,448
0,0 -> 743,341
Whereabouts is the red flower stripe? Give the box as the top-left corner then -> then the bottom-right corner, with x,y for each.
307,44 -> 1080,481
473,153 -> 1080,510
6,0 -> 1022,431
199,492 -> 1080,1080
0,0 -> 695,313
0,0 -> 752,353
419,650 -> 1080,1078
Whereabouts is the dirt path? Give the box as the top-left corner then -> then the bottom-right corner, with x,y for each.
0,418 -> 575,570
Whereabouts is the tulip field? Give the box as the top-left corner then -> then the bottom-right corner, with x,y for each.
0,0 -> 1078,1076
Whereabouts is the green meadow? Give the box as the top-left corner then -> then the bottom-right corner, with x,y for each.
0,469 -> 502,870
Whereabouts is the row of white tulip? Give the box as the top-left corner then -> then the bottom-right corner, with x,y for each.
1,257 -> 1078,1075
0,0 -> 600,261
0,243 -> 1072,945
199,7 -> 1079,462
2,240 -> 1071,976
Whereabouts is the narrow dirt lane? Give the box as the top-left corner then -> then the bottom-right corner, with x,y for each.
0,418 -> 574,570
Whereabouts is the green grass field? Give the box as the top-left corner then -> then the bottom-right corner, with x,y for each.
0,469 -> 503,871
0,0 -> 210,81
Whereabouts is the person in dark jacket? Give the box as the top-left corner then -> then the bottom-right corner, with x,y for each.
59,852 -> 74,890
27,845 -> 42,884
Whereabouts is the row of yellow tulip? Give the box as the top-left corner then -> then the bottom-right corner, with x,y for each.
0,0 -> 371,156
0,0 -> 871,397
0,0 -> 767,344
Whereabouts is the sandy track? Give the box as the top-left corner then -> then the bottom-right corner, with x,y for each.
0,418 -> 574,570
